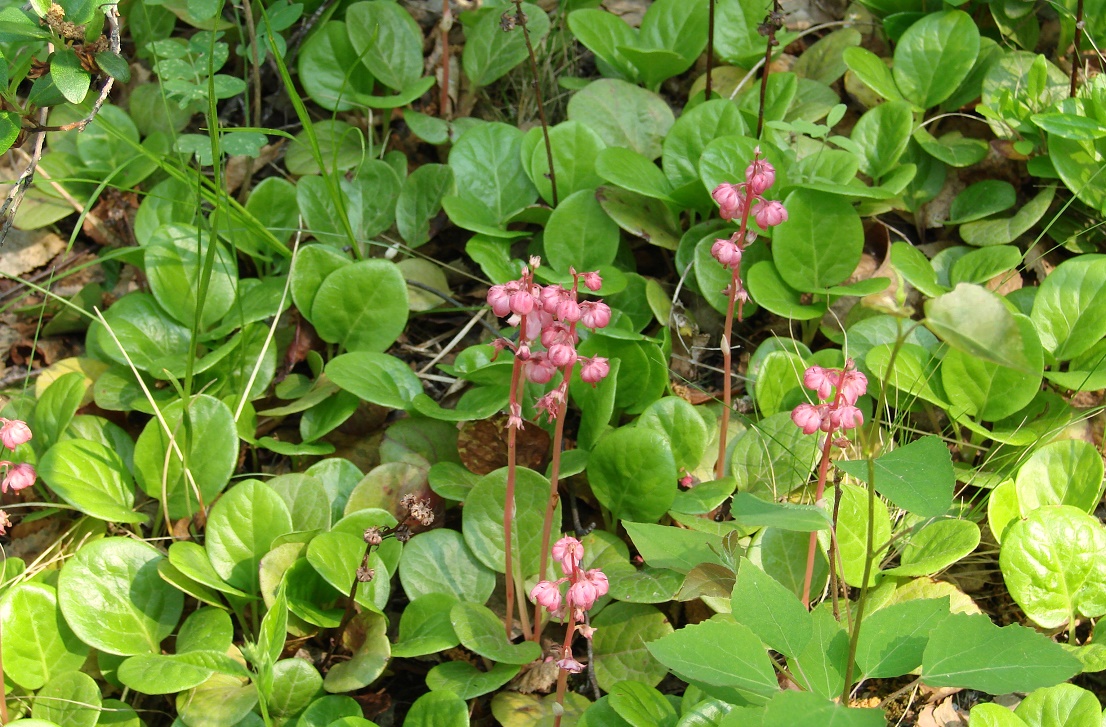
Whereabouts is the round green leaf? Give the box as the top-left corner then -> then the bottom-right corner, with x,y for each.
449,601 -> 541,664
311,259 -> 408,352
530,120 -> 606,204
850,100 -> 913,180
588,426 -> 677,523
297,21 -> 376,111
1015,438 -> 1106,515
326,351 -> 423,410
399,529 -> 496,604
206,479 -> 294,594
92,292 -> 191,377
1014,684 -> 1102,727
50,48 -> 92,104
461,466 -> 560,578
773,189 -> 864,292
730,411 -> 819,499
0,583 -> 88,690
462,2 -> 550,87
426,660 -> 520,699
345,0 -> 422,91
635,396 -> 708,473
324,611 -> 391,692
145,223 -> 238,330
591,602 -> 673,691
662,99 -> 747,191
405,691 -> 469,727
392,593 -> 460,658
947,180 -> 1017,224
449,122 -> 536,223
38,439 -> 144,524
544,188 -> 621,273
31,670 -> 101,727
1030,255 -> 1106,361
892,10 -> 980,108
269,658 -> 324,721
567,78 -> 675,161
58,537 -> 183,656
396,163 -> 455,247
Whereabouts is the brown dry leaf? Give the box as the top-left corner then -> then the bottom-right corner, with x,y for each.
224,142 -> 284,194
457,414 -> 549,475
513,658 -> 559,694
82,190 -> 138,247
0,228 -> 66,277
918,696 -> 968,727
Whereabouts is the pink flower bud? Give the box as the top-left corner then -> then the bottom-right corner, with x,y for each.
552,536 -> 584,574
548,343 -> 577,369
581,271 -> 603,291
580,301 -> 611,330
556,298 -> 581,324
585,568 -> 608,598
510,289 -> 535,316
791,403 -> 824,435
541,321 -> 571,348
1,462 -> 36,493
523,311 -> 548,342
711,238 -> 742,270
487,285 -> 512,318
525,354 -> 557,384
803,366 -> 835,401
712,183 -> 744,221
745,157 -> 776,195
0,419 -> 32,451
541,285 -> 565,313
530,580 -> 563,612
568,578 -> 600,611
831,405 -> 864,431
753,199 -> 788,228
840,370 -> 868,406
579,357 -> 610,385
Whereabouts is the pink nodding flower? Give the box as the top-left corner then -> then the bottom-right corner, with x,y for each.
556,656 -> 585,673
711,238 -> 742,269
0,509 -> 9,535
584,568 -> 608,598
1,462 -> 35,493
581,271 -> 603,291
791,403 -> 824,435
745,157 -> 776,195
540,284 -> 566,314
753,199 -> 788,228
541,321 -> 573,348
803,366 -> 836,401
507,402 -> 524,431
568,578 -> 601,611
487,285 -> 512,318
509,289 -> 535,316
547,342 -> 577,369
711,183 -> 744,221
556,298 -> 581,324
830,405 -> 864,431
840,369 -> 868,406
552,536 -> 584,574
579,357 -> 610,385
530,580 -> 563,612
525,354 -> 557,385
0,419 -> 32,451
580,301 -> 611,330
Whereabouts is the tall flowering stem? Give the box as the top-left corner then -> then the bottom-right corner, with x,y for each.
487,261 -> 611,640
790,362 -> 868,608
710,152 -> 788,480
530,537 -> 608,727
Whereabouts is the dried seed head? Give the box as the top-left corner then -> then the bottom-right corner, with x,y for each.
363,526 -> 383,546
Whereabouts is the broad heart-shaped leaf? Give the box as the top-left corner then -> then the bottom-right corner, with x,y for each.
855,597 -> 951,679
1015,683 -> 1103,727
1030,254 -> 1106,361
323,611 -> 391,693
543,188 -> 621,273
426,660 -> 520,699
30,669 -> 102,727
396,163 -> 455,248
38,439 -> 144,524
893,10 -> 979,108
833,483 -> 891,588
326,352 -> 423,410
567,78 -> 675,161
587,426 -> 678,523
730,492 -> 830,532
646,619 -> 778,701
772,188 -> 864,292
392,593 -> 460,658
132,394 -> 238,521
205,479 -> 294,594
731,558 -> 814,659
58,537 -> 183,656
405,691 -> 469,727
0,582 -> 88,690
850,100 -> 913,180
761,691 -> 885,727
311,259 -> 408,352
789,605 -> 849,700
450,601 -> 542,664
834,436 -> 953,518
399,529 -> 496,604
925,284 -> 1033,373
145,223 -> 238,330
590,602 -> 673,691
1000,505 -> 1106,630
922,612 -> 1081,693
345,0 -> 422,90
461,466 -> 561,579
1015,439 -> 1106,514
449,122 -> 536,223
91,292 -> 191,378
463,3 -> 550,87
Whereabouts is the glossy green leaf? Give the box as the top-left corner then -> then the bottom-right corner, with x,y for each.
635,396 -> 709,473
176,673 -> 258,727
1014,683 -> 1103,727
886,519 -> 980,577
117,650 -> 250,694
544,188 -> 621,273
206,479 -> 294,594
463,3 -> 550,87
588,426 -> 678,523
646,619 -> 778,700
731,558 -> 813,658
925,283 -> 1033,372
773,189 -> 864,291
893,10 -> 979,108
449,122 -> 536,223
947,180 -> 1017,224
1015,439 -> 1106,514
426,661 -> 520,699
959,185 -> 1055,247
608,680 -> 677,727
323,611 -> 391,692
761,691 -> 884,727
788,606 -> 849,700
297,21 -> 376,111
833,483 -> 891,587
940,313 -> 1043,421
145,223 -> 238,330
730,492 -> 830,532
729,411 -> 819,499
50,47 -> 91,103
596,185 -> 681,250
662,99 -> 747,192
834,435 -> 953,518
31,670 -> 101,727
1030,254 -> 1106,361
0,583 -> 88,690
91,292 -> 191,378
399,529 -> 496,604
391,593 -> 460,658
567,79 -> 675,160
269,658 -> 323,721
567,8 -> 639,81
625,523 -> 725,573
450,601 -> 541,664
325,352 -> 422,410
850,100 -> 913,180
591,602 -> 673,691
462,467 -> 561,579
396,163 -> 455,247
311,259 -> 408,352
345,0 -> 423,90
867,342 -> 948,407
843,46 -> 902,102
38,439 -> 144,524
405,691 -> 469,727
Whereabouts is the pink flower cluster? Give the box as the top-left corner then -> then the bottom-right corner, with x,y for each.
487,259 -> 612,427
1,417 -> 35,494
710,151 -> 788,273
530,535 -> 609,673
790,362 -> 868,442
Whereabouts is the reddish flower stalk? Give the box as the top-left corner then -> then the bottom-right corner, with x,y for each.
710,151 -> 787,480
791,362 -> 868,608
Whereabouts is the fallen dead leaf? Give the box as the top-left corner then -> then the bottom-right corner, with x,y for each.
0,228 -> 67,277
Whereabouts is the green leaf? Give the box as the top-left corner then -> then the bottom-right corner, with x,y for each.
591,602 -> 673,691
449,122 -> 536,223
567,9 -> 639,82
31,670 -> 102,727
325,352 -> 422,410
0,111 -> 20,156
624,523 -> 725,573
51,47 -> 91,103
463,3 -> 550,86
1014,439 -> 1106,514
761,691 -> 885,727
914,129 -> 988,167
842,47 -> 902,102
1014,684 -> 1103,727
38,439 -> 144,524
205,479 -> 294,594
596,185 -> 681,250
959,184 -> 1055,247
773,189 -> 864,292
595,146 -> 674,201
640,0 -> 707,67
850,100 -> 913,180
177,608 -> 233,653
133,394 -> 238,521
729,411 -> 819,499
399,529 -> 496,604
461,467 -> 561,579
58,538 -> 183,656
970,704 -> 1030,727
405,691 -> 469,727
92,293 -> 191,377
731,558 -> 814,658
311,259 -> 408,352
855,597 -> 951,678
1030,254 -> 1106,361
544,188 -> 621,273
345,0 -> 423,90
885,519 -> 980,577
145,223 -> 238,330
588,426 -> 678,523
0,583 -> 88,690
323,611 -> 391,692
729,492 -> 831,532
608,680 -> 677,727
714,0 -> 796,68
789,605 -> 849,700
426,661 -> 520,699
176,673 -> 258,727
1000,505 -> 1106,630
924,283 -> 1033,373
117,651 -> 249,694
921,612 -> 1081,693
297,21 -> 376,111
168,540 -> 252,598
662,99 -> 746,191
834,436 -> 953,518
948,180 -> 1017,224
392,593 -> 460,658
450,601 -> 541,664
940,313 -> 1043,421
396,163 -> 454,247
745,261 -> 827,320
892,10 -> 979,108
307,532 -> 389,613
528,120 -> 606,204
646,619 -> 778,700
793,28 -> 862,85
833,483 -> 891,587
269,658 -> 324,721
567,78 -> 675,160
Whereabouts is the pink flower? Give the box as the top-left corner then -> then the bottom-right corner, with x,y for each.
0,509 -> 9,535
791,403 -> 824,435
581,271 -> 603,291
711,183 -> 745,221
803,366 -> 835,401
507,402 -> 524,431
510,289 -> 535,316
584,568 -> 608,598
753,199 -> 788,228
552,536 -> 584,574
540,284 -> 566,314
530,580 -> 563,612
548,343 -> 577,369
711,238 -> 742,269
1,462 -> 35,493
487,285 -> 512,317
745,156 -> 776,195
556,297 -> 581,324
556,656 -> 585,673
577,623 -> 597,639
579,301 -> 611,330
830,405 -> 864,431
579,357 -> 610,385
525,354 -> 557,385
0,420 -> 32,451
840,369 -> 868,406
569,578 -> 600,611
